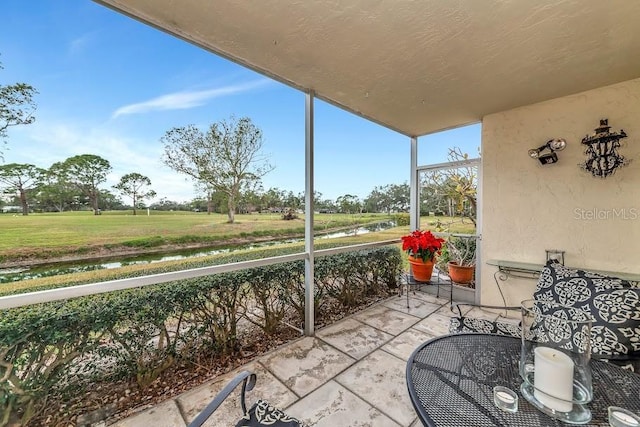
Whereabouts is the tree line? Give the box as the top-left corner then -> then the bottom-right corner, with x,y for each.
0,105 -> 476,219
0,155 -> 156,215
0,152 -> 411,217
0,152 -> 474,222
1,55 -> 476,221
1,101 -> 474,219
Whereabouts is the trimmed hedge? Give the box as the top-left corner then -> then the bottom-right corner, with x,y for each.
0,246 -> 402,426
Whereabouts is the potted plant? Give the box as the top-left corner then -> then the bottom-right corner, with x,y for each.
446,236 -> 476,285
401,229 -> 445,282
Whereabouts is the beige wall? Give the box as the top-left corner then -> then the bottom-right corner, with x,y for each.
480,77 -> 640,306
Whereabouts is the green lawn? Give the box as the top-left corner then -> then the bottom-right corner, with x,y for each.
0,210 -> 474,263
0,211 -> 395,261
419,216 -> 476,235
0,211 -> 477,295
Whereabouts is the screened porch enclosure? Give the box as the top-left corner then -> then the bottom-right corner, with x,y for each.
92,0 -> 640,305
3,1 -> 640,425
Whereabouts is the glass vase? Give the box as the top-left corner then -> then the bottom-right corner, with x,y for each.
520,299 -> 594,424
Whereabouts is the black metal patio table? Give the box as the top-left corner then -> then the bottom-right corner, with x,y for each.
406,333 -> 640,426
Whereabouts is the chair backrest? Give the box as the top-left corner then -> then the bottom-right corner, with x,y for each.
450,261 -> 640,371
188,371 -> 306,427
533,261 -> 640,362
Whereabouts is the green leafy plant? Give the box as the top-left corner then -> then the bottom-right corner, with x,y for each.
446,236 -> 476,267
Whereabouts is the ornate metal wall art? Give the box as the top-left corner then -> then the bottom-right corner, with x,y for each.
580,119 -> 629,178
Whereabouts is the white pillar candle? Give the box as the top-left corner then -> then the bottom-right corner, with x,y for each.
534,346 -> 574,412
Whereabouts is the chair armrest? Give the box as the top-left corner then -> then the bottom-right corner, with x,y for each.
188,370 -> 257,427
449,303 -> 522,337
450,302 -> 520,318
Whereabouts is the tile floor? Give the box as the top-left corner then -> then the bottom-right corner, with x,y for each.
111,287 -> 494,427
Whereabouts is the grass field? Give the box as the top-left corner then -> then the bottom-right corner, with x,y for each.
0,211 -> 390,261
0,211 -> 476,295
0,211 -> 347,249
0,210 -> 475,264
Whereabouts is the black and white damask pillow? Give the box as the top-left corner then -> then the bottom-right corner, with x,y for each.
533,261 -> 640,361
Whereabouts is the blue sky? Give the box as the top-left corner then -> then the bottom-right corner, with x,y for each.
1,0 -> 480,203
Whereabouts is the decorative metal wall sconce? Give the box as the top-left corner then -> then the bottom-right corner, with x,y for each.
545,249 -> 565,265
528,138 -> 567,165
579,119 -> 629,178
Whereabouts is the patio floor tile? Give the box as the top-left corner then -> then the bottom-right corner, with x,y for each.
336,350 -> 416,426
410,288 -> 450,305
434,304 -> 458,318
383,295 -> 442,318
353,304 -> 420,335
381,328 -> 434,361
111,400 -> 185,427
177,362 -> 297,426
109,297 -> 460,426
285,380 -> 402,427
260,337 -> 355,397
412,313 -> 455,337
316,317 -> 394,360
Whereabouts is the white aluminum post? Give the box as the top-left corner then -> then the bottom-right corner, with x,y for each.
409,136 -> 419,231
304,90 -> 315,336
474,159 -> 483,304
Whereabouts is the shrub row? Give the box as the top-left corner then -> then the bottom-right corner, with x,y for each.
0,246 -> 402,426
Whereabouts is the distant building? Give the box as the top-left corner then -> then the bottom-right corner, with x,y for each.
1,206 -> 21,213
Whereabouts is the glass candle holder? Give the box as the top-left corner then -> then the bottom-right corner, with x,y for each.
609,407 -> 640,427
493,386 -> 518,413
520,299 -> 594,425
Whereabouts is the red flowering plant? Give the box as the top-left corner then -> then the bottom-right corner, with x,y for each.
401,230 -> 445,262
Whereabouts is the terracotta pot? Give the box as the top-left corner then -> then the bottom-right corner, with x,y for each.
408,256 -> 435,282
448,261 -> 475,285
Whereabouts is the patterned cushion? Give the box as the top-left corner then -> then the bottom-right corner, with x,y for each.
533,261 -> 640,361
235,399 -> 305,427
525,300 -> 593,353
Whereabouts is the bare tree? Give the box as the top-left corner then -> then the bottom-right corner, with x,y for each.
421,147 -> 478,226
161,116 -> 273,223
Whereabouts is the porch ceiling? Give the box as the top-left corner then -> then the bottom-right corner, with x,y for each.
95,0 -> 640,137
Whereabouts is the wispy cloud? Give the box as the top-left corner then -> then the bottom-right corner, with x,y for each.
10,120 -> 196,202
111,80 -> 271,119
68,32 -> 95,56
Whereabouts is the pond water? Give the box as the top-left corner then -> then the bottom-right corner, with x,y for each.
0,221 -> 396,283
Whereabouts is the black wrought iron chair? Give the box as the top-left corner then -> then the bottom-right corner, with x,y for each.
449,261 -> 640,372
449,302 -> 521,336
188,371 -> 306,427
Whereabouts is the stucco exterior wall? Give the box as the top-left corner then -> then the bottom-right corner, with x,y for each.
480,77 -> 640,306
